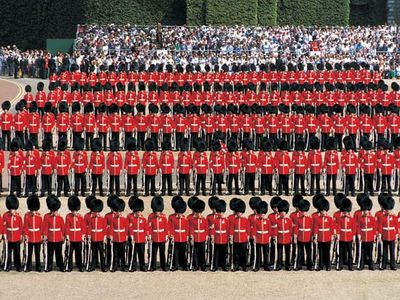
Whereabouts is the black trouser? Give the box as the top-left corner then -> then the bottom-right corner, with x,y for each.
281,133 -> 292,150
254,243 -> 270,270
227,173 -> 240,194
25,174 -> 37,195
67,241 -> 83,271
172,242 -> 188,270
326,174 -> 337,195
338,241 -> 353,269
41,174 -> 52,195
179,174 -> 190,196
74,173 -> 86,196
310,174 -> 321,195
137,132 -> 145,150
72,132 -> 82,150
2,130 -> 11,150
151,133 -> 158,151
10,175 -> 21,195
90,241 -> 105,270
335,133 -> 343,151
296,241 -> 312,270
195,173 -> 206,195
345,174 -> 356,195
277,243 -> 291,269
192,242 -> 206,270
15,131 -> 24,148
46,241 -> 63,271
359,242 -> 374,270
294,174 -> 305,195
128,242 -> 145,270
162,174 -> 172,195
145,175 -> 156,196
260,174 -> 273,195
211,173 -> 223,195
233,242 -> 248,270
57,175 -> 70,196
151,242 -> 166,270
278,174 -> 289,195
111,132 -> 119,146
318,241 -> 331,269
92,174 -> 104,195
269,133 -> 278,151
254,133 -> 263,151
112,242 -> 126,271
85,132 -> 94,150
124,132 -> 133,150
190,132 -> 198,151
244,172 -> 255,195
4,241 -> 21,270
364,173 -> 374,195
109,175 -> 120,194
43,132 -> 53,148
381,174 -> 392,194
269,239 -> 276,267
26,242 -> 41,271
376,169 -> 381,191
305,132 -> 316,151
58,132 -> 67,144
99,132 -> 107,150
213,243 -> 228,270
249,239 -> 255,267
29,133 -> 38,149
175,132 -> 184,151
205,133 -> 213,150
381,240 -> 396,269
126,174 -> 138,196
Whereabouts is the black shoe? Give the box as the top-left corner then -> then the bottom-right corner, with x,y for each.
192,267 -> 198,272
351,191 -> 356,197
39,193 -> 46,197
222,267 -> 229,272
326,266 -> 331,271
242,267 -> 247,272
79,267 -> 84,272
25,267 -> 32,272
232,266 -> 239,272
201,267 -> 207,272
140,267 -> 147,272
100,192 -> 105,197
275,267 -> 281,271
56,193 -> 61,197
36,267 -> 42,272
348,265 -> 354,271
391,266 -> 397,271
369,265 -> 375,271
170,267 -> 177,272
59,267 -> 66,272
253,267 -> 259,272
162,267 -> 168,272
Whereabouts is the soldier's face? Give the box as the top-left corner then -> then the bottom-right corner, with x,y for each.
280,212 -> 286,217
135,211 -> 143,217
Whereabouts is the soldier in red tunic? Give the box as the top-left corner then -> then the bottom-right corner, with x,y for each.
65,196 -> 86,272
107,139 -> 123,196
42,195 -> 65,272
275,200 -> 293,271
109,198 -> 129,272
160,141 -> 174,196
294,199 -> 313,271
324,137 -> 339,196
142,139 -> 159,196
1,101 -> 12,150
193,140 -> 208,196
169,199 -> 189,271
127,197 -> 148,272
336,198 -> 356,271
356,196 -> 376,270
209,140 -> 225,196
8,139 -> 24,197
148,197 -> 169,271
90,138 -> 105,196
23,195 -> 42,272
55,138 -> 71,197
3,195 -> 23,271
189,199 -> 208,271
258,138 -> 274,196
210,199 -> 229,271
125,137 -> 140,196
293,139 -> 308,195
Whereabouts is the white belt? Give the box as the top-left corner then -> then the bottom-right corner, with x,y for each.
299,228 -> 311,232
43,123 -> 52,126
147,165 -> 155,167
113,229 -> 125,233
383,227 -> 395,231
234,230 -> 246,233
382,164 -> 391,167
247,163 -> 255,166
198,164 -> 206,167
346,164 -> 355,166
175,229 -> 186,233
26,165 -> 34,168
110,165 -> 119,167
162,164 -> 171,167
361,228 -> 373,232
128,164 -> 138,167
43,164 -> 51,167
93,164 -> 102,167
181,164 -> 189,167
327,163 -> 336,166
271,225 -> 277,228
365,163 -> 374,166
49,228 -> 61,232
278,230 -> 289,234
111,123 -> 119,126
15,122 -> 23,125
194,230 -> 205,233
229,164 -> 238,167
318,228 -> 330,232
296,164 -> 305,167
69,228 -> 81,232
153,229 -> 164,232
336,124 -> 343,127
10,166 -> 19,168
280,164 -> 288,167
256,230 -> 269,234
91,229 -> 103,232
132,229 -> 144,233
295,125 -> 303,127
214,164 -> 221,167
311,164 -> 320,167
76,164 -> 84,166
28,228 -> 40,232
7,227 -> 19,231
263,164 -> 271,167
58,165 -> 67,167
215,230 -> 226,234
340,229 -> 352,232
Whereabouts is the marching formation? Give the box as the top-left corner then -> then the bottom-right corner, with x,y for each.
1,192 -> 399,272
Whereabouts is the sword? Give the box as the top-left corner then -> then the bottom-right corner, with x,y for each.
314,239 -> 319,270
357,237 -> 362,269
129,239 -> 135,271
147,240 -> 153,271
22,238 -> 28,271
109,241 -> 114,271
189,240 -> 194,270
141,170 -> 145,193
3,239 -> 8,271
124,170 -> 128,195
169,239 -> 175,271
209,170 -> 214,194
252,241 -> 257,271
64,240 -> 71,270
210,239 -> 215,271
43,239 -> 48,272
293,240 -> 299,270
230,239 -> 234,271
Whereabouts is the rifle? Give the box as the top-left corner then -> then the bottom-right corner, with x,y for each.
141,170 -> 145,193
331,237 -> 337,265
175,172 -> 179,192
109,241 -> 114,271
64,240 -> 71,270
169,238 -> 175,271
314,239 -> 319,270
293,240 -> 299,270
209,239 -> 215,271
8,170 -> 11,195
157,170 -> 162,194
189,240 -> 194,270
209,170 -> 214,194
1,237 -> 6,267
124,170 -> 128,195
335,238 -> 340,270
252,241 -> 257,271
87,171 -> 92,194
397,238 -> 400,264
42,239 -> 48,272
230,239 -> 234,271
86,238 -> 92,271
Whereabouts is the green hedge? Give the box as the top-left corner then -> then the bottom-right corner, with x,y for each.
349,0 -> 387,25
187,0 -> 206,25
258,0 -> 278,25
206,0 -> 258,25
278,0 -> 350,25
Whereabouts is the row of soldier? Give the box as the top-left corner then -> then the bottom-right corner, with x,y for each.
1,192 -> 398,272
3,133 -> 400,200
2,96 -> 400,152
